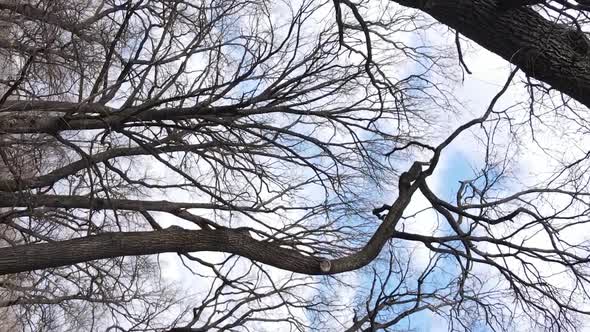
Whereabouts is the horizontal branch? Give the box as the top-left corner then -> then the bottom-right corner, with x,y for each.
0,167 -> 421,275
0,192 -> 237,212
0,227 -> 327,275
0,141 -> 222,191
0,101 -> 263,134
0,100 -> 113,114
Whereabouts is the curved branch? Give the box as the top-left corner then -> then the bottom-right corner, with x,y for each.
0,166 -> 421,275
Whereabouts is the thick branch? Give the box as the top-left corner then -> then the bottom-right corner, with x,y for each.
393,0 -> 590,108
0,102 -> 255,134
0,228 -> 327,275
0,169 -> 420,276
0,192 -> 258,213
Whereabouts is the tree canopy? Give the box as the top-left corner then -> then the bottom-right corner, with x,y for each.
1,0 -> 590,331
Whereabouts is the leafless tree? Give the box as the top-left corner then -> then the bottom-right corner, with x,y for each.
2,0 -> 590,331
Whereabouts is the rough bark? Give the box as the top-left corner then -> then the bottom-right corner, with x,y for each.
0,101 -> 283,134
0,228 -> 328,275
393,0 -> 590,108
0,193 -> 248,212
0,176 -> 420,276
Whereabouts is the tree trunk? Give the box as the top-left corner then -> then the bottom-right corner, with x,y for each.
393,0 -> 590,108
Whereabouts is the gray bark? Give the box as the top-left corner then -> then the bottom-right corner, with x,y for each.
394,0 -> 590,108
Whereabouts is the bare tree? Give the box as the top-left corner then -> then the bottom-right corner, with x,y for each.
2,0 -> 590,331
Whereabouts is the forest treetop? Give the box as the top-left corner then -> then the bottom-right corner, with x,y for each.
1,0 -> 590,331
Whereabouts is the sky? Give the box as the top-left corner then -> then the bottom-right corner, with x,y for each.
159,8 -> 505,332
147,2 -> 590,331
403,20 -> 590,330
7,1 -> 590,331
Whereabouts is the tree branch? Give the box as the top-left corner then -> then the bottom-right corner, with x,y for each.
391,0 -> 590,108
